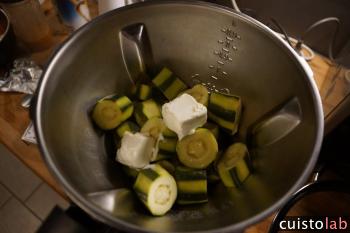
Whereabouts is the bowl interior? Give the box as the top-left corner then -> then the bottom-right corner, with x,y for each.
36,2 -> 322,232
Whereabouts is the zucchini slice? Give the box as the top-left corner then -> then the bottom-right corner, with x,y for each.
175,166 -> 208,205
208,92 -> 242,135
115,95 -> 134,122
155,137 -> 178,161
163,127 -> 177,138
133,164 -> 177,216
152,67 -> 187,100
176,128 -> 218,169
131,83 -> 153,101
92,99 -> 123,130
122,165 -> 140,181
207,163 -> 221,183
141,118 -> 178,161
156,160 -> 175,175
217,142 -> 252,188
203,122 -> 220,140
184,84 -> 209,106
134,99 -> 161,126
141,117 -> 166,140
116,121 -> 140,138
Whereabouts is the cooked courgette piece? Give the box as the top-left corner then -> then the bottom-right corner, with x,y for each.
114,95 -> 134,122
176,128 -> 218,169
92,99 -> 123,130
206,163 -> 221,183
141,117 -> 166,140
116,121 -> 140,138
163,127 -> 177,138
217,142 -> 252,188
175,166 -> 208,205
131,83 -> 153,101
152,67 -> 187,100
208,92 -> 242,135
154,151 -> 175,162
154,137 -> 178,161
184,84 -> 209,106
159,137 -> 177,153
122,165 -> 140,180
133,164 -> 177,216
156,160 -> 175,175
134,99 -> 161,126
203,122 -> 220,140
151,87 -> 168,105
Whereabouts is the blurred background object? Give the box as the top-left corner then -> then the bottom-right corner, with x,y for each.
98,0 -> 143,15
52,0 -> 91,30
0,8 -> 15,71
234,0 -> 350,62
224,0 -> 350,134
0,0 -> 53,52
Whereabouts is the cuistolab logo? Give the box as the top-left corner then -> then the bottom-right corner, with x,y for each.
278,217 -> 349,231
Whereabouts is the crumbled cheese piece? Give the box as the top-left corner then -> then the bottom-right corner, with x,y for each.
162,94 -> 207,139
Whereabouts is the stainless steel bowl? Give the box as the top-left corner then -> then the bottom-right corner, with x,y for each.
34,1 -> 323,232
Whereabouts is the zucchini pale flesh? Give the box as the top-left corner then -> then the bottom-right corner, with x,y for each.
92,99 -> 123,130
176,128 -> 218,169
133,164 -> 177,216
184,84 -> 209,106
134,99 -> 161,126
217,142 -> 252,187
116,121 -> 140,138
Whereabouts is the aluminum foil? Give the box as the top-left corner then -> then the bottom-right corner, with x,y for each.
0,59 -> 42,94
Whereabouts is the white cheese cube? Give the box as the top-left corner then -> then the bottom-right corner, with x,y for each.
162,93 -> 207,139
116,132 -> 154,168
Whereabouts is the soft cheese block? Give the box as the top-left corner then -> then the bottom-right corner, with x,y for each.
116,132 -> 154,168
162,93 -> 207,139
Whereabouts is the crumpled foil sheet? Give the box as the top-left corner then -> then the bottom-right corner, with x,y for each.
0,59 -> 42,94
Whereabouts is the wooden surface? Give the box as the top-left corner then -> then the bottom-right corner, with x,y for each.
0,2 -> 346,231
0,93 -> 66,198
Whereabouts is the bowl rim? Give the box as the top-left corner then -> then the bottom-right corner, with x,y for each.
0,8 -> 10,42
34,1 -> 324,232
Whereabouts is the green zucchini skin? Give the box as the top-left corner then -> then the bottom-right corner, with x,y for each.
203,122 -> 220,140
159,137 -> 177,153
134,99 -> 161,126
208,92 -> 242,135
116,121 -> 140,138
206,163 -> 221,183
175,166 -> 208,205
115,96 -> 134,122
162,127 -> 177,138
156,160 -> 175,175
122,165 -> 140,181
152,67 -> 187,100
217,143 -> 252,188
133,164 -> 177,216
132,83 -> 153,101
153,137 -> 178,162
102,94 -> 134,122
